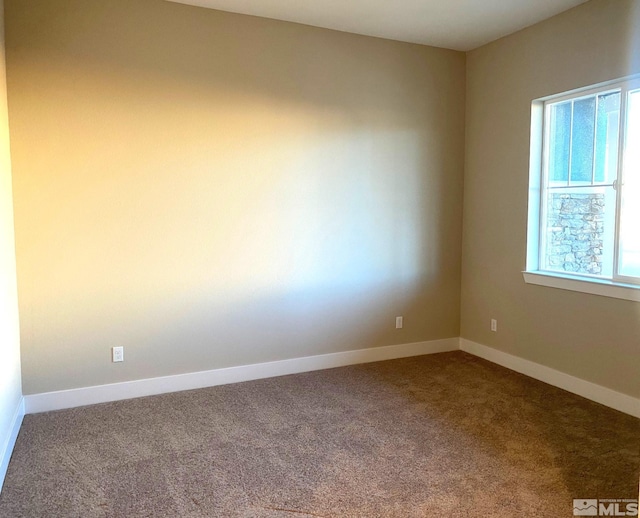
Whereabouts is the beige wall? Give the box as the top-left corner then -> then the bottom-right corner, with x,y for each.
0,0 -> 22,484
12,0 -> 633,403
462,0 -> 640,398
5,0 -> 465,394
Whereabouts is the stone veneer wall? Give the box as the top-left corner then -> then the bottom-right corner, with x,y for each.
545,193 -> 605,275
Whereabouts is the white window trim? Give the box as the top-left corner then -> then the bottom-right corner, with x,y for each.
522,271 -> 640,302
524,74 -> 640,302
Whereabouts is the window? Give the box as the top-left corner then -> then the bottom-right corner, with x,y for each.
525,77 -> 640,301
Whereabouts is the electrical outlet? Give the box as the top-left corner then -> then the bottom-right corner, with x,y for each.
112,346 -> 124,363
396,316 -> 403,329
491,319 -> 498,332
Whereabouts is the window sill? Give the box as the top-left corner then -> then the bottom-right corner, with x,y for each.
522,271 -> 640,302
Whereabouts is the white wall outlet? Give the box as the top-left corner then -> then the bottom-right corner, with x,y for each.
395,316 -> 403,329
491,319 -> 498,332
112,346 -> 124,362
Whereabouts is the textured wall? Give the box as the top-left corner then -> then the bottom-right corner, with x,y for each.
462,0 -> 640,397
545,193 -> 606,275
5,0 -> 466,394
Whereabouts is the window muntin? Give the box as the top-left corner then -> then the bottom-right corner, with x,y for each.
535,79 -> 640,287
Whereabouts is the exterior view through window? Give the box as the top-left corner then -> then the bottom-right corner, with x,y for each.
537,79 -> 640,285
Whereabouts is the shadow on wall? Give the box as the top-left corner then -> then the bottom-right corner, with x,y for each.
6,0 -> 465,393
622,1 -> 640,75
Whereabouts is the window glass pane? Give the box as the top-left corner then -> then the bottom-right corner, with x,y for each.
594,92 -> 620,183
543,186 -> 615,277
570,97 -> 595,183
618,88 -> 640,278
548,101 -> 571,183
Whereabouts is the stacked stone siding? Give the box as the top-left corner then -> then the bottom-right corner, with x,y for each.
545,193 -> 605,275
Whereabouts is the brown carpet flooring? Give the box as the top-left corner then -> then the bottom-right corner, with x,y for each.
0,351 -> 638,517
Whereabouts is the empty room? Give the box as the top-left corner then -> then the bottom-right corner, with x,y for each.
0,0 -> 639,516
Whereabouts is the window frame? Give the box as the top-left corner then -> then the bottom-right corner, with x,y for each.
524,75 -> 640,302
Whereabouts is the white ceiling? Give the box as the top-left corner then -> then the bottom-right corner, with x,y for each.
166,0 -> 589,51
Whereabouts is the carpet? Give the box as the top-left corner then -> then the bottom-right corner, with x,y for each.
0,351 -> 638,517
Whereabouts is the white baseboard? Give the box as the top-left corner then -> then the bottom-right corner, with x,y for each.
0,397 -> 25,493
460,338 -> 640,419
22,336 -> 640,419
24,338 -> 459,414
